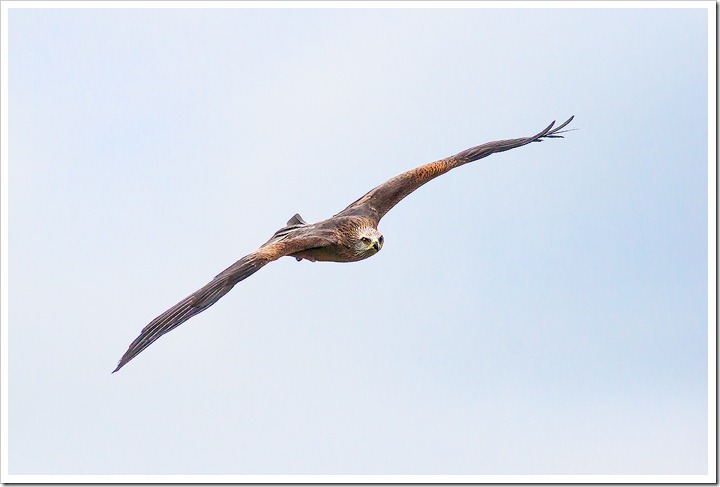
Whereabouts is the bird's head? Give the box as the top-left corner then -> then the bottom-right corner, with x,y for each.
353,226 -> 384,258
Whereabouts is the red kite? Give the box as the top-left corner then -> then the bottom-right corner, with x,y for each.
114,116 -> 574,372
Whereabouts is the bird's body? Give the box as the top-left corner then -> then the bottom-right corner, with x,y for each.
113,116 -> 574,372
270,214 -> 381,263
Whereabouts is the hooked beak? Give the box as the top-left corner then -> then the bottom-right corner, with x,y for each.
372,239 -> 381,252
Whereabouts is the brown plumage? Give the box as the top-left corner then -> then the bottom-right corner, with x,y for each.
113,116 -> 574,372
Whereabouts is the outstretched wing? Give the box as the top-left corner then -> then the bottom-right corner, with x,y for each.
113,234 -> 330,373
337,116 -> 574,223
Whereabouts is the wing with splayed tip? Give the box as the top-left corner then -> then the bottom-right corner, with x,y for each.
337,116 -> 574,222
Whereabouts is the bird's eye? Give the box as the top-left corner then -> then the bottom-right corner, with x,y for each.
378,235 -> 384,245
361,237 -> 371,244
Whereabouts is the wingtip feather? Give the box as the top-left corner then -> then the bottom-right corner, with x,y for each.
553,115 -> 574,133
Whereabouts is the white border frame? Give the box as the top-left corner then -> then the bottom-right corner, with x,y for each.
1,1 -> 715,484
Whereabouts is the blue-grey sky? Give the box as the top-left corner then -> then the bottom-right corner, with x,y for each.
6,3 -> 711,478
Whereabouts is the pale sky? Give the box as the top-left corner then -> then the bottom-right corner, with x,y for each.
5,2 -> 712,479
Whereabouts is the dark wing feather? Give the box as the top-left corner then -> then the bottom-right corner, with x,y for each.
337,116 -> 574,222
113,234 -> 331,373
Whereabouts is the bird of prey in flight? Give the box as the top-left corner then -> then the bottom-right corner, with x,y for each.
113,116 -> 574,372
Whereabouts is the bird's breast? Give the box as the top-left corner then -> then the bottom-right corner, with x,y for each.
289,243 -> 372,263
